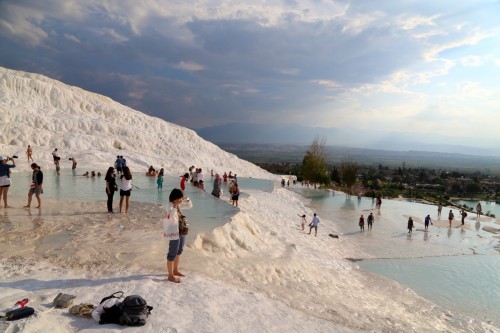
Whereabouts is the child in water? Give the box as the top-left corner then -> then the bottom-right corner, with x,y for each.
157,168 -> 164,190
407,217 -> 414,234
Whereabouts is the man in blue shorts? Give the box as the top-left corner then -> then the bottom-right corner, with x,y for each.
367,212 -> 374,230
424,214 -> 432,231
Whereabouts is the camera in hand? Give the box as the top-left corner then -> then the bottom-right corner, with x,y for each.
11,155 -> 18,159
69,158 -> 73,160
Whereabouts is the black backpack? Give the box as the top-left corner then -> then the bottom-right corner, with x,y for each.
98,291 -> 124,325
119,295 -> 153,326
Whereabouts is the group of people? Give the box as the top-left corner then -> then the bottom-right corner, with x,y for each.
1,154 -> 44,209
104,165 -> 132,214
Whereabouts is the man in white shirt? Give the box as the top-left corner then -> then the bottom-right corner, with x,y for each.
308,213 -> 320,237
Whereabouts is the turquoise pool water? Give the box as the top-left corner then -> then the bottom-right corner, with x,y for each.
454,199 -> 500,217
359,255 -> 500,327
6,170 -> 274,237
293,188 -> 500,328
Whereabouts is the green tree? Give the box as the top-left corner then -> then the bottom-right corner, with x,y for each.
341,158 -> 358,196
301,136 -> 330,186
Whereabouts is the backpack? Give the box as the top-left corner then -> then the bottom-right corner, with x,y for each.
119,295 -> 153,326
97,291 -> 124,325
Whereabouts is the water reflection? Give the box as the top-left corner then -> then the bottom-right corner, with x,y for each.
341,197 -> 355,211
475,221 -> 480,231
423,232 -> 429,242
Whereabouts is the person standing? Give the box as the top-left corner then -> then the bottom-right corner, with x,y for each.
114,156 -> 122,175
230,182 -> 240,207
105,167 -> 117,213
460,210 -> 467,225
367,212 -> 374,230
180,173 -> 189,191
359,214 -> 365,231
52,148 -> 60,164
424,214 -> 432,231
24,163 -> 43,208
26,145 -> 33,162
437,203 -> 442,218
211,173 -> 222,198
70,156 -> 78,169
448,210 -> 454,228
119,166 -> 132,214
0,155 -> 16,208
407,217 -> 414,234
164,188 -> 191,283
157,168 -> 164,190
308,213 -> 320,236
476,202 -> 482,218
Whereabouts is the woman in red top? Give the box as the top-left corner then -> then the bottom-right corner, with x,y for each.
180,173 -> 189,191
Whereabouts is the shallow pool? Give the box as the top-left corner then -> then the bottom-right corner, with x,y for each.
6,170 -> 274,237
293,187 -> 500,328
454,199 -> 499,217
359,255 -> 500,327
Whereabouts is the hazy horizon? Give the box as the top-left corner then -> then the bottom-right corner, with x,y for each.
1,1 -> 499,149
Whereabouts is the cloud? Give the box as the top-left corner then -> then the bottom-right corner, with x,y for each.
175,61 -> 205,71
1,0 -> 500,148
64,34 -> 81,44
459,55 -> 484,67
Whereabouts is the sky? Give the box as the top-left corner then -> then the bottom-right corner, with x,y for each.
1,0 -> 500,148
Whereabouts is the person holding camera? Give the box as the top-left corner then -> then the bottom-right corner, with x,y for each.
0,155 -> 16,208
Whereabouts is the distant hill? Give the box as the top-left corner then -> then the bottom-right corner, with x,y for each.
218,143 -> 500,174
195,123 -> 500,157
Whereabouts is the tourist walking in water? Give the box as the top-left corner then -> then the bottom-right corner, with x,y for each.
424,214 -> 432,231
119,166 -> 132,214
376,196 -> 382,209
26,145 -> 33,162
70,156 -> 77,169
367,212 -> 374,230
476,202 -> 482,218
164,188 -> 191,283
24,163 -> 43,208
448,210 -> 454,228
105,167 -> 117,213
359,214 -> 365,231
230,182 -> 240,207
157,168 -> 164,190
460,210 -> 467,225
180,173 -> 189,191
437,203 -> 442,217
0,155 -> 16,208
211,173 -> 222,198
52,148 -> 60,164
309,213 -> 320,236
407,217 -> 414,234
